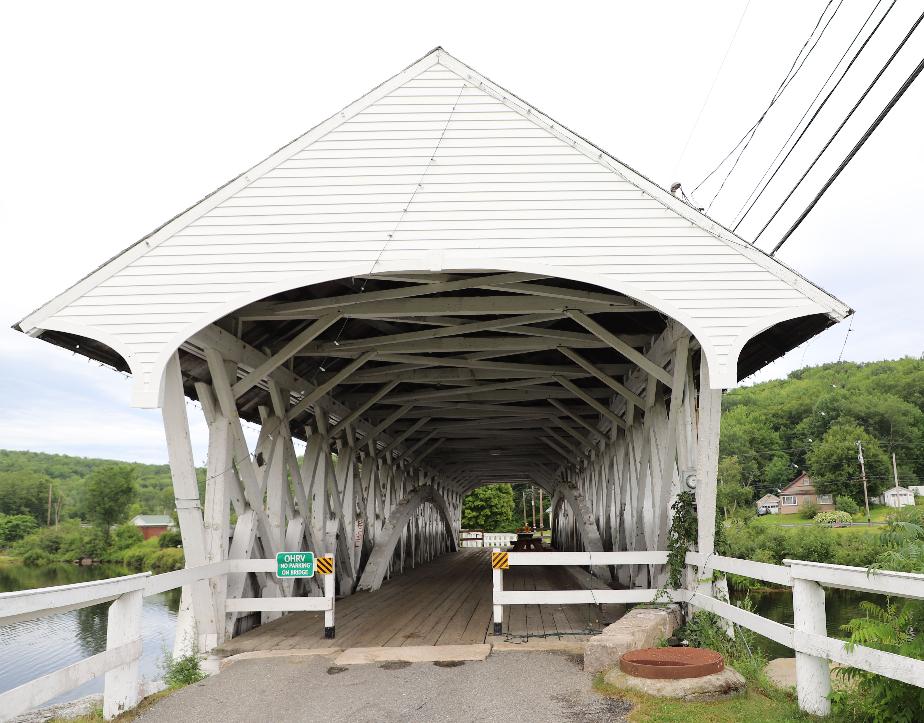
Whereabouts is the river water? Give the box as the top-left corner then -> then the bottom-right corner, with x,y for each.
0,562 -> 179,706
730,586 -> 886,659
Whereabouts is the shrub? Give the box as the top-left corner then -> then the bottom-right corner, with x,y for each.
119,538 -> 184,572
13,521 -> 106,564
801,500 -> 819,519
160,648 -> 206,689
835,495 -> 860,515
0,514 -> 39,546
110,523 -> 144,552
158,530 -> 182,548
813,511 -> 853,526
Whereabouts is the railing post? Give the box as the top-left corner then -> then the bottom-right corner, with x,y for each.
103,588 -> 143,719
792,577 -> 831,716
324,553 -> 336,639
492,547 -> 503,635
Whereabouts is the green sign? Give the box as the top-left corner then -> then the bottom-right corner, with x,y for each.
276,551 -> 315,578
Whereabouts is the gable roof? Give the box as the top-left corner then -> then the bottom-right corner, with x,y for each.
131,514 -> 173,527
780,473 -> 817,494
15,47 -> 851,403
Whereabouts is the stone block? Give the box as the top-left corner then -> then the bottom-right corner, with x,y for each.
604,665 -> 746,702
584,604 -> 683,674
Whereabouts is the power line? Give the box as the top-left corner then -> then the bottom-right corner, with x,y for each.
704,0 -> 846,212
758,7 -> 924,249
690,0 -> 839,202
672,0 -> 752,178
733,0 -> 895,231
771,37 -> 924,254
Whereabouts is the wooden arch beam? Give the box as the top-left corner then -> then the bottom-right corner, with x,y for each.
356,485 -> 458,592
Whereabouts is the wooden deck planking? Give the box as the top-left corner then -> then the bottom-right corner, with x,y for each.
215,549 -> 612,656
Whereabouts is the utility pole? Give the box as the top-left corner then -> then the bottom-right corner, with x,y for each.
539,489 -> 544,530
857,440 -> 871,525
47,483 -> 52,527
530,486 -> 536,530
522,488 -> 527,528
892,452 -> 900,488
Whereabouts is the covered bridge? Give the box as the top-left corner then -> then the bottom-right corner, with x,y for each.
16,48 -> 850,664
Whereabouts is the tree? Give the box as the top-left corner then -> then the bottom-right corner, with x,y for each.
0,514 -> 39,546
717,455 -> 753,518
807,423 -> 889,502
461,484 -> 515,531
0,471 -> 54,523
83,464 -> 137,539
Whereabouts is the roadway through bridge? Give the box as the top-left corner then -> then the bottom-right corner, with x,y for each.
216,549 -> 615,656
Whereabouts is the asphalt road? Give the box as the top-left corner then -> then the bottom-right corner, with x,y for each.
133,651 -> 631,723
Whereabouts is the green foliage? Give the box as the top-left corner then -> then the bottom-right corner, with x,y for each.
720,359 -> 924,504
0,449 -> 193,521
716,474 -> 753,519
836,495 -> 860,515
13,521 -> 107,564
118,537 -> 184,572
110,522 -> 144,552
160,647 -> 206,689
0,514 -> 39,546
723,519 -> 880,569
461,484 -> 516,532
808,423 -> 889,501
800,500 -> 819,519
717,456 -> 743,486
665,491 -> 697,589
83,464 -> 137,538
0,470 -> 55,523
813,510 -> 853,525
812,510 -> 845,525
830,511 -> 924,721
158,529 -> 182,548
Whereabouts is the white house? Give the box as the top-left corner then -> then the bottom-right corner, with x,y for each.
907,485 -> 924,497
756,494 -> 780,514
882,486 -> 915,509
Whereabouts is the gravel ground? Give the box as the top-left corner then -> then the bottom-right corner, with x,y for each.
133,651 -> 631,723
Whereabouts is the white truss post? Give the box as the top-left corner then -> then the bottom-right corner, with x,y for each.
196,380 -> 233,645
695,358 -> 723,603
162,353 -> 218,653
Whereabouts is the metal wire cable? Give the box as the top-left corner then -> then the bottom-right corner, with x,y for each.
703,0 -> 846,212
672,0 -> 752,178
760,7 -> 924,248
690,0 -> 838,200
771,28 -> 924,254
733,0 -> 895,231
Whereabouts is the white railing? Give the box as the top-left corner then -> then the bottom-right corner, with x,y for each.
490,550 -> 684,634
484,532 -> 518,547
460,531 -> 519,548
0,556 -> 335,721
460,530 -> 484,547
490,549 -> 924,717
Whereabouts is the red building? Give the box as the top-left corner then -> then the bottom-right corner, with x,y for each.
131,514 -> 174,540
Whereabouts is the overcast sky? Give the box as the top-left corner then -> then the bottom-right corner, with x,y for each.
1,1 -> 922,464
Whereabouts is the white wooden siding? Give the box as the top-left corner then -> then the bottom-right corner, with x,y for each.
24,52 -> 849,405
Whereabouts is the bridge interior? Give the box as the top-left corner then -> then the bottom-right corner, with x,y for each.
155,270 -> 727,650
217,549 -> 614,655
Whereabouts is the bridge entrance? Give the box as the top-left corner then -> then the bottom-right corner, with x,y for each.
217,549 -> 614,655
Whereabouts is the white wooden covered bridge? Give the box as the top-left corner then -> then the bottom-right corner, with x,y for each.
8,48 -> 922,720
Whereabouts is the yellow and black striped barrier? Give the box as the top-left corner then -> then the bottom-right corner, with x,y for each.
491,551 -> 509,570
315,556 -> 335,575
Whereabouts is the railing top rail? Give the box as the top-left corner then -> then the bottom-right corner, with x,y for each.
0,559 -> 286,624
687,552 -> 793,587
0,572 -> 151,626
784,558 -> 924,600
503,550 -> 668,565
